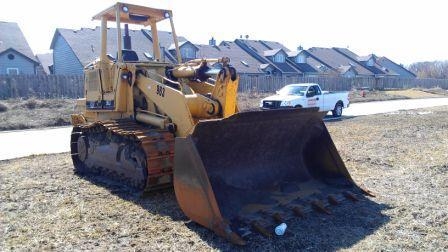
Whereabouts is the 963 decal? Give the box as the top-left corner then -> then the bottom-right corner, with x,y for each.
156,85 -> 165,97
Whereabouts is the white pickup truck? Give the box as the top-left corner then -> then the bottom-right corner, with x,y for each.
260,83 -> 350,117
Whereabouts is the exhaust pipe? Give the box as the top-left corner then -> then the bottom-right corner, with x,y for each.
123,24 -> 132,50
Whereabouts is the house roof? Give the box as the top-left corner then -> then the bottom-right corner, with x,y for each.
142,29 -> 187,50
0,21 -> 38,63
234,39 -> 300,74
273,62 -> 299,73
50,27 -> 181,66
357,54 -> 375,62
354,54 -> 388,74
333,47 -> 359,59
377,56 -> 416,77
142,29 -> 187,62
195,42 -> 264,74
332,48 -> 399,76
235,39 -> 290,54
36,53 -> 53,75
263,48 -> 282,57
286,50 -> 325,74
307,47 -> 374,76
259,63 -> 271,70
258,40 -> 290,51
167,40 -> 197,51
338,65 -> 356,75
292,63 -> 318,73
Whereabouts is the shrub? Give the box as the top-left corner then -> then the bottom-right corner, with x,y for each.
54,117 -> 69,126
25,99 -> 38,109
0,102 -> 8,112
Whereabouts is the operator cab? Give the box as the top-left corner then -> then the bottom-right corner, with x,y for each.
91,2 -> 182,64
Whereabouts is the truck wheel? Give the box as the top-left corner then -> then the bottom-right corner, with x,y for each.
332,102 -> 343,117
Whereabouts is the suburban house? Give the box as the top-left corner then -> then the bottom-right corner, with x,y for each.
233,39 -> 302,76
50,27 -> 188,74
306,47 -> 375,77
48,24 -> 416,79
195,39 -> 264,75
0,21 -> 39,75
377,56 -> 416,78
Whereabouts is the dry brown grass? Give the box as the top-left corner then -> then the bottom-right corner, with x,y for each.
1,106 -> 447,251
0,88 -> 446,131
0,99 -> 74,131
237,92 -> 273,111
385,89 -> 445,99
418,87 -> 448,96
348,89 -> 409,103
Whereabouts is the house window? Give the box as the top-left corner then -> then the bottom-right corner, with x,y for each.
7,54 -> 15,60
7,68 -> 19,75
181,46 -> 195,59
273,53 -> 285,63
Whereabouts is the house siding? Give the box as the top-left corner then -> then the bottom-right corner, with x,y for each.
53,35 -> 83,75
296,53 -> 307,63
179,43 -> 197,62
0,51 -> 36,74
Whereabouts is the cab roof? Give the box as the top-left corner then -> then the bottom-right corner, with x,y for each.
92,2 -> 172,25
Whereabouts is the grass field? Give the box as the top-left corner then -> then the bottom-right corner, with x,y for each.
1,106 -> 447,251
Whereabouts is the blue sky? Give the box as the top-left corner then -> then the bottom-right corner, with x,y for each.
1,0 -> 447,65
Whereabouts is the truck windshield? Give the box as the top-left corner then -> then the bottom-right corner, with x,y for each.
278,85 -> 307,96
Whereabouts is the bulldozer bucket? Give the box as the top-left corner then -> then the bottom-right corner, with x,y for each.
174,108 -> 365,245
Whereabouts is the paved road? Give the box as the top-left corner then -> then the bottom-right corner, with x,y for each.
1,97 -> 448,161
0,126 -> 72,161
343,97 -> 448,116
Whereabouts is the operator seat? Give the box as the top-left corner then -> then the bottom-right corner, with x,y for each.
122,49 -> 139,62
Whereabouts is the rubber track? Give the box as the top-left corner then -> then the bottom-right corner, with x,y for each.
71,119 -> 175,191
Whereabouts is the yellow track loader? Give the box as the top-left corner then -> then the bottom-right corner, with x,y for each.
70,2 -> 372,245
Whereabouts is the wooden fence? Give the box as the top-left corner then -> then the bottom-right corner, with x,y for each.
0,75 -> 83,99
1,74 -> 448,99
238,75 -> 448,92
